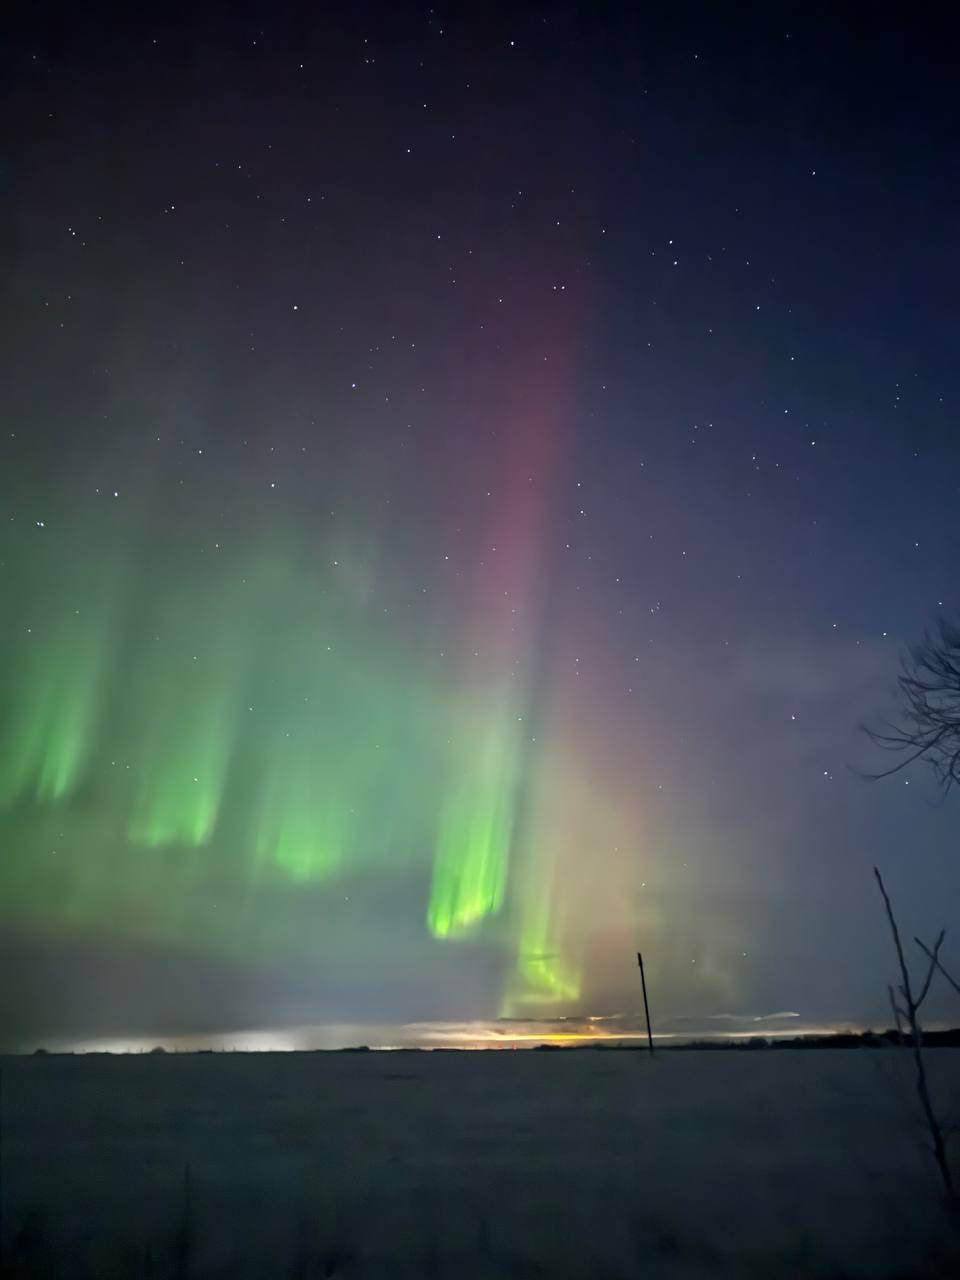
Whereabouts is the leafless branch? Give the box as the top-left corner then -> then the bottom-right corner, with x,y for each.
875,867 -> 912,1001
915,930 -> 946,1009
874,867 -> 954,1201
863,618 -> 960,792
916,938 -> 960,1000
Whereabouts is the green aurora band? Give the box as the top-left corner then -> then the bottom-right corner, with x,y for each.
0,497 -> 597,1021
0,613 -> 108,806
426,706 -> 520,937
0,540 -> 119,809
509,890 -> 582,1008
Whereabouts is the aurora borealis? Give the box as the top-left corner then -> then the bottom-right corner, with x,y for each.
2,4 -> 959,1049
0,454 -> 601,1022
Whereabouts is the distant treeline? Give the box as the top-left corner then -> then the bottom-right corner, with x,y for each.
22,1029 -> 960,1056
592,1029 -> 960,1051
523,1030 -> 960,1051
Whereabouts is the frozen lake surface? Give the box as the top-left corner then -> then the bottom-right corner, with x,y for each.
3,1048 -> 960,1277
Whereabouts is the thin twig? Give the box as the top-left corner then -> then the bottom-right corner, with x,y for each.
875,868 -> 913,1003
915,930 -> 946,1009
916,938 -> 960,1000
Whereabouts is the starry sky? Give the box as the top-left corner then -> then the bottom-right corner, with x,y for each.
2,3 -> 958,1050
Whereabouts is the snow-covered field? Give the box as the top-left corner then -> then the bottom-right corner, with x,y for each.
3,1048 -> 960,1278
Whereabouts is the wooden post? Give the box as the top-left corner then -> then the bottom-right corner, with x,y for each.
637,952 -> 654,1056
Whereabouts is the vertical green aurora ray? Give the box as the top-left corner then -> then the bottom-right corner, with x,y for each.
242,549 -> 436,888
251,675 -> 434,884
508,887 -> 581,1007
427,701 -> 521,936
498,805 -> 583,1014
423,327 -> 573,945
126,574 -> 253,849
498,716 -> 648,1016
250,642 -> 356,884
127,663 -> 239,848
245,576 -> 353,884
0,618 -> 108,805
0,542 -> 117,809
499,715 -> 589,1014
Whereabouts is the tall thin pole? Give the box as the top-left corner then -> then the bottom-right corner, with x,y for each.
637,952 -> 654,1056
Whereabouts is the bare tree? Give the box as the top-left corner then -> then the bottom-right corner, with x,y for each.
865,617 -> 960,790
874,867 -> 954,1200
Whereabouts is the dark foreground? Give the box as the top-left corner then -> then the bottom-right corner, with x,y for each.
2,1049 -> 960,1278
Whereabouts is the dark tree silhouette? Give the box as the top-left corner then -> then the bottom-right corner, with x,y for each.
865,617 -> 960,791
874,868 -> 954,1202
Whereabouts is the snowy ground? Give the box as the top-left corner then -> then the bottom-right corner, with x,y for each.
3,1048 -> 960,1278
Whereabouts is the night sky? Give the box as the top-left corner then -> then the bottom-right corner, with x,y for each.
2,4 -> 958,1050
